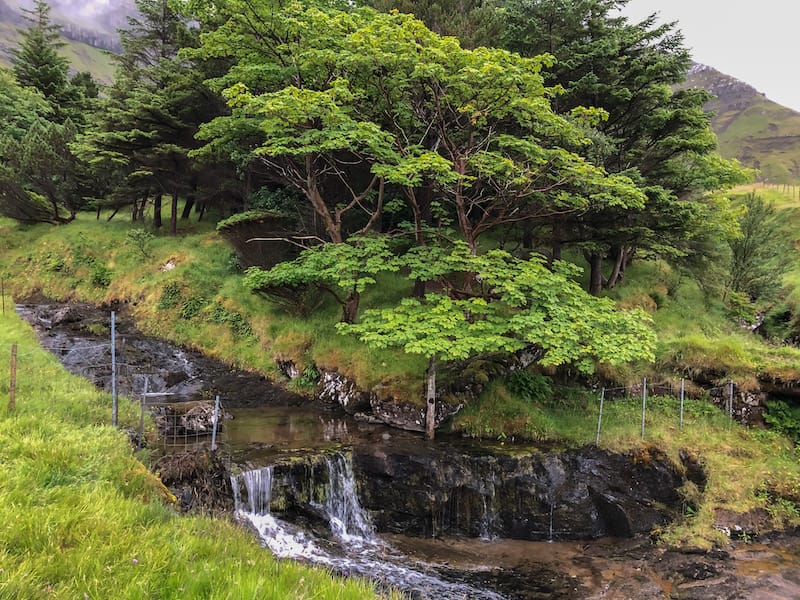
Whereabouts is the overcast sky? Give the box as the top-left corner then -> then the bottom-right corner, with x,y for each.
620,0 -> 800,112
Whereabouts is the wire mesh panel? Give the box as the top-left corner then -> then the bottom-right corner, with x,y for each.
148,400 -> 222,449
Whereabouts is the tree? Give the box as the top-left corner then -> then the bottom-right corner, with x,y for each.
11,0 -> 80,124
77,0 -> 220,232
0,118 -> 85,223
191,4 -> 645,250
243,235 -> 400,323
338,242 -> 655,439
725,194 -> 790,304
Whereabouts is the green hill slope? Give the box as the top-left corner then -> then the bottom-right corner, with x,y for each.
683,63 -> 800,184
0,20 -> 116,84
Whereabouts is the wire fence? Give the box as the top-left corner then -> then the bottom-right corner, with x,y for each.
593,377 -> 739,445
1,310 -> 223,450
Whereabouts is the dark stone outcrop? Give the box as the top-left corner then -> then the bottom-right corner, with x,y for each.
260,443 -> 686,541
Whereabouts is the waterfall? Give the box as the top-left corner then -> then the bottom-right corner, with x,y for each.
230,455 -> 507,600
231,465 -> 321,559
232,466 -> 272,515
324,452 -> 375,543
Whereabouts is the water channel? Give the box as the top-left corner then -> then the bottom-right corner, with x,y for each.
17,302 -> 800,599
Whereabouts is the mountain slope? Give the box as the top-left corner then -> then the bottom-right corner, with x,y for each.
683,63 -> 800,183
0,0 -> 121,84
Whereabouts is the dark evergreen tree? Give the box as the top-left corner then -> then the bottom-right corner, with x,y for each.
11,0 -> 79,123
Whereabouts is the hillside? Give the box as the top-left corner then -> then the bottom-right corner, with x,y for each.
0,0 -> 121,84
683,63 -> 800,183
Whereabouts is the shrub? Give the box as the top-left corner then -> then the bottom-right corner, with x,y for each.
158,282 -> 182,309
125,228 -> 155,259
506,370 -> 554,404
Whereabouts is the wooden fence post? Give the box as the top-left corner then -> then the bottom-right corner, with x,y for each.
9,343 -> 17,411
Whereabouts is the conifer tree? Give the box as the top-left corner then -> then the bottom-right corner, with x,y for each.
11,0 -> 78,123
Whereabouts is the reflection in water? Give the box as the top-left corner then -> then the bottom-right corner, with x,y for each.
223,407 -> 368,453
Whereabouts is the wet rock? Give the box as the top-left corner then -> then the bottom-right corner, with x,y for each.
351,442 -> 684,540
368,395 -> 461,432
677,561 -> 720,581
318,370 -> 372,414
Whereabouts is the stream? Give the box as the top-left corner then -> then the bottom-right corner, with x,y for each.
17,302 -> 800,599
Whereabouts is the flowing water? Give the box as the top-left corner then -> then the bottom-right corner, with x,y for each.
17,302 -> 800,599
230,454 -> 507,599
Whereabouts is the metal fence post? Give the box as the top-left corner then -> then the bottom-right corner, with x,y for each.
211,395 -> 220,451
111,311 -> 118,427
728,379 -> 734,422
595,387 -> 605,446
139,377 -> 147,448
641,377 -> 647,440
679,378 -> 685,432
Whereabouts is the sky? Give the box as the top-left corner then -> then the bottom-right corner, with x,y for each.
620,0 -> 800,112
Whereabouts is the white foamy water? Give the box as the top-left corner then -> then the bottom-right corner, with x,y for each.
230,454 -> 506,600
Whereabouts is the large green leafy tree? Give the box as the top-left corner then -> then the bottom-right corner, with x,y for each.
339,242 -> 655,438
188,3 -> 644,251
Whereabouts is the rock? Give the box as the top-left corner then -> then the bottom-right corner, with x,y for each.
317,370 -> 372,414
351,442 -> 684,540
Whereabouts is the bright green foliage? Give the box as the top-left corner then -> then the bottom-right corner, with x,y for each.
339,243 -> 655,372
244,235 -> 401,322
189,3 -> 645,247
0,69 -> 51,139
365,0 -> 504,49
725,193 -> 791,304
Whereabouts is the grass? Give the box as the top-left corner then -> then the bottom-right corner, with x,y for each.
452,378 -> 800,548
0,304 -> 395,599
4,194 -> 800,548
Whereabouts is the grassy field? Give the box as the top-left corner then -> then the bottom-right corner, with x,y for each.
2,189 -> 800,547
0,303 -> 395,599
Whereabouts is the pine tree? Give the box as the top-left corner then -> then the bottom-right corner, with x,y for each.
11,0 -> 77,122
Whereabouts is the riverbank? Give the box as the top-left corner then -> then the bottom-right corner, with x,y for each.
0,307 -> 396,599
8,298 -> 800,597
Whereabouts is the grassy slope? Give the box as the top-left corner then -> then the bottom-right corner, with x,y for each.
2,203 -> 800,547
0,308 -> 392,599
0,22 -> 116,84
682,64 -> 800,183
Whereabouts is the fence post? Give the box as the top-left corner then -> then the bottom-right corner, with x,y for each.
728,379 -> 734,422
111,311 -> 118,427
139,377 -> 148,448
679,378 -> 685,432
9,343 -> 17,411
595,387 -> 605,446
641,377 -> 647,440
211,395 -> 220,451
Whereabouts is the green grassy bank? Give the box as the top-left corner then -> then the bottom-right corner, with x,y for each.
0,307 -> 393,599
2,201 -> 800,548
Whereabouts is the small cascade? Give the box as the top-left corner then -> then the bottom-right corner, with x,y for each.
479,489 -> 500,541
324,452 -> 375,543
232,466 -> 273,515
230,454 -> 508,599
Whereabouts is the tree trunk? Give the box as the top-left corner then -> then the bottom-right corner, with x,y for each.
169,189 -> 179,235
181,189 -> 195,220
606,247 -> 626,289
197,201 -> 207,221
550,218 -> 563,265
588,252 -> 603,296
521,224 -> 533,251
153,193 -> 163,229
342,290 -> 360,324
426,354 -> 437,441
106,207 -> 120,222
